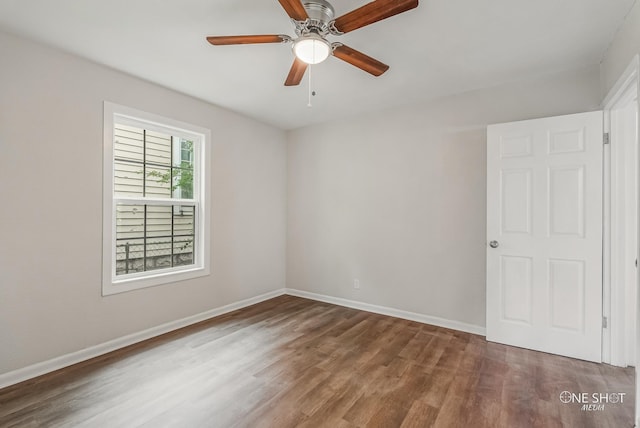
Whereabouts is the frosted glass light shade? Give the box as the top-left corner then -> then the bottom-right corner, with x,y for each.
293,35 -> 331,65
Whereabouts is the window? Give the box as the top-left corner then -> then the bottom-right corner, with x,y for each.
103,102 -> 211,295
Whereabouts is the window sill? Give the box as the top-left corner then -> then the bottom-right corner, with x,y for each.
102,265 -> 210,296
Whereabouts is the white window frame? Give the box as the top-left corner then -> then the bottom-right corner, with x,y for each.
102,102 -> 211,295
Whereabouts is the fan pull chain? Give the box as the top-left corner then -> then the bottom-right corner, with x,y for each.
307,64 -> 313,107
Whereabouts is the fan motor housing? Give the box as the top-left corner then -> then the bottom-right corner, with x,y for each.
302,0 -> 335,27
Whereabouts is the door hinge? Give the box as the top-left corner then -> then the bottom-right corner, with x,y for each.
604,132 -> 610,145
603,316 -> 608,328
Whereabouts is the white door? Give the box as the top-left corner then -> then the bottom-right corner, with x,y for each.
486,111 -> 603,362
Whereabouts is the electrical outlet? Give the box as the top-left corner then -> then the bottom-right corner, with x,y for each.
353,279 -> 360,289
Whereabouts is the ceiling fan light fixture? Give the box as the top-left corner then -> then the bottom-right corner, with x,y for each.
293,34 -> 331,64
206,0 -> 420,85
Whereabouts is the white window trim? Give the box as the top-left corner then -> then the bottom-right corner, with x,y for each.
102,101 -> 211,295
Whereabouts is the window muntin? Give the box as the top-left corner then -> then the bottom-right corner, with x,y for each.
103,102 -> 210,295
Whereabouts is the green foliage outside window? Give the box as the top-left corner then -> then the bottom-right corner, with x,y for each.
146,140 -> 194,198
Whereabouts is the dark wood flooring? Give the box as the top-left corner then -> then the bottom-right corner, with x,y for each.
0,295 -> 635,427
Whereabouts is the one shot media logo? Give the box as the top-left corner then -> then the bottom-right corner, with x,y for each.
559,391 -> 626,411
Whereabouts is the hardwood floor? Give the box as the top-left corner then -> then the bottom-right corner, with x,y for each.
0,295 -> 634,427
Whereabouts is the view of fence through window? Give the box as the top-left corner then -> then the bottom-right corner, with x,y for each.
113,124 -> 196,276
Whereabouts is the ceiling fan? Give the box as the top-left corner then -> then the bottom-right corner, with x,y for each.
206,0 -> 419,86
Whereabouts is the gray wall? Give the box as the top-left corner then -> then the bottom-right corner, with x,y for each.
287,67 -> 602,329
0,32 -> 287,375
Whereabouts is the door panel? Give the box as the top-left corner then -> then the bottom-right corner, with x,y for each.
548,258 -> 585,331
501,169 -> 532,234
487,111 -> 603,362
548,166 -> 585,237
500,255 -> 533,324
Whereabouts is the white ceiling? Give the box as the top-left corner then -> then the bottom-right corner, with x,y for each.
0,0 -> 635,129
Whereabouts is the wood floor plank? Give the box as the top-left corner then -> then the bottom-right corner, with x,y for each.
0,295 -> 634,427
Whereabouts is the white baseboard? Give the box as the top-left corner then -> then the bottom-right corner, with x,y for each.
0,287 -> 485,390
285,288 -> 486,336
0,288 -> 286,390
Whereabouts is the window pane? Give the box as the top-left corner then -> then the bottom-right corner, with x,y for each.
116,239 -> 144,275
116,205 -> 145,275
174,236 -> 194,267
116,204 -> 144,239
173,205 -> 194,236
146,205 -> 172,238
176,140 -> 194,167
145,237 -> 173,272
145,131 -> 172,166
114,160 -> 144,197
172,139 -> 194,199
114,125 -> 143,163
115,204 -> 196,276
173,205 -> 195,267
145,165 -> 172,198
172,165 -> 193,199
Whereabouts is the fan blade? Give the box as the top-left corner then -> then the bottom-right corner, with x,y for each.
284,58 -> 308,86
206,35 -> 289,45
332,44 -> 389,76
333,0 -> 418,34
277,0 -> 309,21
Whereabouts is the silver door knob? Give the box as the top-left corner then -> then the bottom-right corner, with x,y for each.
489,240 -> 499,248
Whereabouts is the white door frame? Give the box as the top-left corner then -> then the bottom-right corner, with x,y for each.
602,54 -> 640,369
